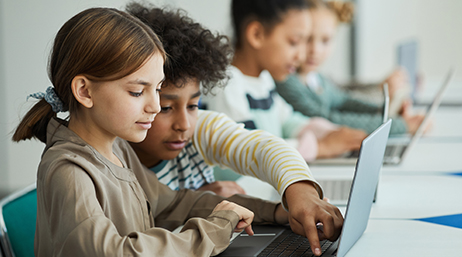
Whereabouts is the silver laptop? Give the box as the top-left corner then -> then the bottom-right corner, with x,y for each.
397,40 -> 419,100
309,82 -> 390,166
382,68 -> 454,164
218,120 -> 392,257
311,68 -> 454,166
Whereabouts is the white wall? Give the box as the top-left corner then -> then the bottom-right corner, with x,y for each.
0,0 -> 8,195
355,0 -> 462,90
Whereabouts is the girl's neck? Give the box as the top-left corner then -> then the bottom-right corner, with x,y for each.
130,145 -> 161,168
232,48 -> 264,78
68,116 -> 123,167
298,69 -> 316,83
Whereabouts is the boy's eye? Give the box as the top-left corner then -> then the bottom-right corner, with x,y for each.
156,88 -> 162,93
129,91 -> 143,97
160,106 -> 171,113
188,104 -> 199,110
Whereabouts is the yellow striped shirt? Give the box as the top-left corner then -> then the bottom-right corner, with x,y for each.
194,110 -> 323,208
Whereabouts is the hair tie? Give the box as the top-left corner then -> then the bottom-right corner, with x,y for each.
27,86 -> 67,113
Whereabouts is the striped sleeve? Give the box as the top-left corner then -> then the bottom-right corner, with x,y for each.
193,110 -> 323,209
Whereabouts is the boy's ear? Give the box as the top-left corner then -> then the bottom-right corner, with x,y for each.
71,75 -> 93,108
245,21 -> 266,49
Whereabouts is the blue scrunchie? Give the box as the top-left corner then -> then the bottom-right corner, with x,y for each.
27,86 -> 66,113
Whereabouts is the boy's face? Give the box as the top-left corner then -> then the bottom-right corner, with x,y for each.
258,9 -> 311,81
132,79 -> 200,167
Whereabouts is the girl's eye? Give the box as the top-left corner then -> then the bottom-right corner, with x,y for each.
156,88 -> 162,93
130,91 -> 143,97
289,40 -> 299,47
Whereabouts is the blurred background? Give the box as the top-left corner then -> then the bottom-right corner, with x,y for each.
1,0 -> 461,197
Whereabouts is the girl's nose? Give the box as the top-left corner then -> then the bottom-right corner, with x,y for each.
145,89 -> 161,114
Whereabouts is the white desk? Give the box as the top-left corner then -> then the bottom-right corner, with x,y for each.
372,174 -> 462,219
237,107 -> 462,256
422,107 -> 462,138
346,219 -> 462,256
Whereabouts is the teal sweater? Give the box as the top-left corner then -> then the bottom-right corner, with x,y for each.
275,74 -> 407,134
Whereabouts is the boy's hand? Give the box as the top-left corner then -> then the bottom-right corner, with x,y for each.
213,200 -> 254,235
274,203 -> 289,225
284,181 -> 343,256
198,181 -> 246,197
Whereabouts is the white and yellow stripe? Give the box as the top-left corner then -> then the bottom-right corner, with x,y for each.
193,110 -> 323,208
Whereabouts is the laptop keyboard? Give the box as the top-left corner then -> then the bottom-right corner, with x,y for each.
350,144 -> 407,161
257,229 -> 333,257
384,145 -> 397,157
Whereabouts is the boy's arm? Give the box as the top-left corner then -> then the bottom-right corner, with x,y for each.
193,110 -> 324,209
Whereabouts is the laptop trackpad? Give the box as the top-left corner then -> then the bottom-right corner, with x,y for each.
218,226 -> 285,256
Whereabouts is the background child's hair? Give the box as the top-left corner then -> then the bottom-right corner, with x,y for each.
310,0 -> 354,23
231,0 -> 314,49
126,2 -> 232,94
12,7 -> 165,143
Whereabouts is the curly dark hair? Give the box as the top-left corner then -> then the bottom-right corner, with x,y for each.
126,2 -> 232,94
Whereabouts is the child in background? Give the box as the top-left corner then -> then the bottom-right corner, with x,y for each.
12,7 -> 294,256
202,0 -> 367,163
127,4 -> 343,256
276,0 -> 425,135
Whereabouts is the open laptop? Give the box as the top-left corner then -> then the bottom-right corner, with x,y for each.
311,68 -> 454,166
382,67 -> 454,164
309,82 -> 390,166
218,120 -> 392,257
397,40 -> 419,100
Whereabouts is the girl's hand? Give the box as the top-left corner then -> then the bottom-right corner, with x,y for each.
198,181 -> 246,197
400,100 -> 431,134
385,68 -> 410,99
317,127 -> 367,158
213,200 -> 254,235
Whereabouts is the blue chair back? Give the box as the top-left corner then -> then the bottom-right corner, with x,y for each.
0,184 -> 37,257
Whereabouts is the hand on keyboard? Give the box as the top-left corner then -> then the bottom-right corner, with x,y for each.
284,181 -> 344,256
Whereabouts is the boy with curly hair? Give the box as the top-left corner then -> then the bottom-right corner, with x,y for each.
127,3 -> 343,252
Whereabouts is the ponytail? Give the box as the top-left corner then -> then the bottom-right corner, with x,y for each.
307,0 -> 355,23
12,99 -> 55,143
326,1 -> 354,23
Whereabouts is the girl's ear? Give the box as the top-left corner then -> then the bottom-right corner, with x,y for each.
71,75 -> 93,108
245,21 -> 266,49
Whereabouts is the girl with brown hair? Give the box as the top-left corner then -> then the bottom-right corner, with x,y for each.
13,7 -> 287,256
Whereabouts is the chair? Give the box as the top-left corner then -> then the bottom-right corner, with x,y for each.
0,183 -> 37,257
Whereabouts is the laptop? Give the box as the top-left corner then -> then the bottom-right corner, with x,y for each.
218,119 -> 392,257
382,67 -> 454,165
309,82 -> 390,166
397,40 -> 419,100
310,68 -> 454,166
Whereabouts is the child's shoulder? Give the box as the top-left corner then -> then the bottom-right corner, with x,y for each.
195,110 -> 244,136
197,109 -> 234,123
